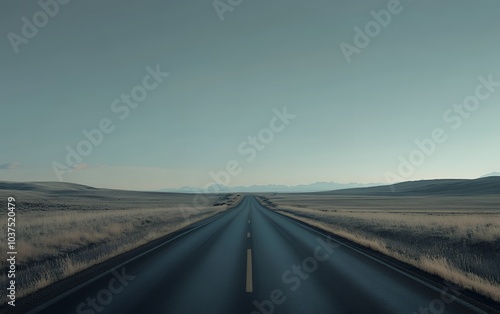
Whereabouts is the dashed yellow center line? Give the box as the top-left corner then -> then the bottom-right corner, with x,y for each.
246,249 -> 253,293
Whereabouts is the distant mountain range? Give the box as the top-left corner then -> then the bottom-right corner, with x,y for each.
481,172 -> 500,178
158,172 -> 500,195
158,182 -> 381,193
1,173 -> 498,195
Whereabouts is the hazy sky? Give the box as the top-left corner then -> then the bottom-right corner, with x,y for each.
1,0 -> 499,190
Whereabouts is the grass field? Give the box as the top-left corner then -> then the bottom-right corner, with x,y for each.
257,193 -> 500,302
0,182 -> 241,299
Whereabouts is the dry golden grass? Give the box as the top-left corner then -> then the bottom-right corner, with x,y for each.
0,188 -> 243,299
258,194 -> 500,302
11,208 -> 205,264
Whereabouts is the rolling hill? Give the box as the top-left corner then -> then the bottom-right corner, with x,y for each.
315,177 -> 500,196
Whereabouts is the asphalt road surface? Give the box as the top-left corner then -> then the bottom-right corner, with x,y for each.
29,196 -> 490,314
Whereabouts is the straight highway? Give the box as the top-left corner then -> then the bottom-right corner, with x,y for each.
27,196 -> 490,313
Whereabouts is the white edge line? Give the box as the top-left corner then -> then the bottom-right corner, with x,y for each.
258,201 -> 489,314
27,211 -> 230,314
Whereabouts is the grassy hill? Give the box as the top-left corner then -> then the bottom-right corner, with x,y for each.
315,177 -> 500,196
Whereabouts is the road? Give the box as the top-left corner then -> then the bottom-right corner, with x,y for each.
29,196 -> 489,314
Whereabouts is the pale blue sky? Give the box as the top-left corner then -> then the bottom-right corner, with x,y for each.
1,0 -> 499,190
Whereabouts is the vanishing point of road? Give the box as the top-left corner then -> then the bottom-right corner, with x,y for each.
28,196 -> 492,314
